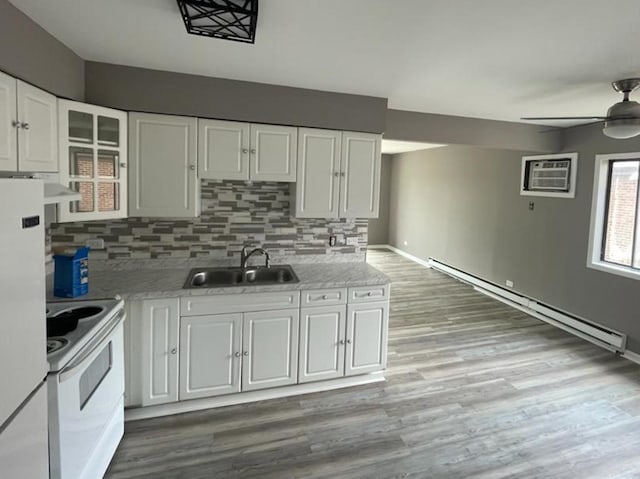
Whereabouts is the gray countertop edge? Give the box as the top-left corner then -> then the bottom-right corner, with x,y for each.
47,262 -> 391,302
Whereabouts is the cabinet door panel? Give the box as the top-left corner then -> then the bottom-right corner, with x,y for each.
242,309 -> 299,391
339,132 -> 381,218
129,113 -> 198,217
0,72 -> 17,171
17,81 -> 57,172
180,313 -> 242,400
345,301 -> 388,376
294,128 -> 341,218
250,124 -> 297,181
198,119 -> 249,180
299,305 -> 346,383
140,298 -> 180,406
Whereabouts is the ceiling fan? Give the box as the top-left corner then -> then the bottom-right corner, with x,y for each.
522,78 -> 640,139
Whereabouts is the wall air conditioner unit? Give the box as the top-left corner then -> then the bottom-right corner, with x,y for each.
520,152 -> 578,198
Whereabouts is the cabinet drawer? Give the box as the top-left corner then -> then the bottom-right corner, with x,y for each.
181,291 -> 300,316
301,288 -> 347,307
348,284 -> 390,303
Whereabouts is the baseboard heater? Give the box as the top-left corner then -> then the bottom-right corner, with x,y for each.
428,258 -> 627,353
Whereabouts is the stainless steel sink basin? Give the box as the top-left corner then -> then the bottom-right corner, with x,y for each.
184,265 -> 299,288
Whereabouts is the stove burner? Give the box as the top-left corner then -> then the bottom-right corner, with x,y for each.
47,338 -> 69,354
50,306 -> 104,321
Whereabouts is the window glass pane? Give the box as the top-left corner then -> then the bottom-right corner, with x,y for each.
98,150 -> 119,179
97,183 -> 119,212
69,147 -> 94,178
68,110 -> 93,143
98,116 -> 119,146
70,182 -> 94,212
604,161 -> 639,267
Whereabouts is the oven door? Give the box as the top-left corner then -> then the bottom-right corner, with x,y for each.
49,311 -> 125,479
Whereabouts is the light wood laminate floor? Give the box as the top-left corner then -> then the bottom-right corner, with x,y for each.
106,248 -> 640,479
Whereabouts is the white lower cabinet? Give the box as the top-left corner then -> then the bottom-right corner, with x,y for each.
345,301 -> 389,375
125,286 -> 389,412
242,309 -> 299,391
131,298 -> 180,407
179,313 -> 242,400
299,305 -> 346,383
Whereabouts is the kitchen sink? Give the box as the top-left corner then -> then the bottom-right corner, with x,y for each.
184,265 -> 299,288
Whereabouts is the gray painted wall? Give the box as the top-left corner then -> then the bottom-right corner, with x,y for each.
368,154 -> 392,244
385,109 -> 563,153
0,0 -> 84,100
85,62 -> 388,133
388,136 -> 640,352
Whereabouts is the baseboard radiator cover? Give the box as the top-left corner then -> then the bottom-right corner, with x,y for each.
428,258 -> 627,353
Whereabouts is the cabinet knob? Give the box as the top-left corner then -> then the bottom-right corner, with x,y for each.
367,291 -> 373,296
20,122 -> 29,130
11,120 -> 20,128
120,162 -> 127,168
346,339 -> 352,344
243,351 -> 249,356
189,164 -> 196,170
340,172 -> 345,177
322,294 -> 328,300
250,149 -> 256,154
234,352 -> 241,358
242,148 -> 249,154
333,172 -> 340,177
339,339 -> 345,345
170,348 -> 177,355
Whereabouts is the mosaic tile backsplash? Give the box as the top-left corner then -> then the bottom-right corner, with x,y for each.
49,180 -> 368,261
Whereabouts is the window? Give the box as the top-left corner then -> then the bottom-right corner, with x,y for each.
588,152 -> 640,279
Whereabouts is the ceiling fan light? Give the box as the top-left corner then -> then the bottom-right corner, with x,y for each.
603,119 -> 640,139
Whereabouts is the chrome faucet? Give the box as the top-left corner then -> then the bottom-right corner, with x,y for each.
240,246 -> 270,269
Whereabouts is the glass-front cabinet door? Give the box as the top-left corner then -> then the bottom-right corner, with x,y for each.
58,100 -> 127,222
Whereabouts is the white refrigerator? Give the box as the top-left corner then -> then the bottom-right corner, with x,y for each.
0,178 -> 50,478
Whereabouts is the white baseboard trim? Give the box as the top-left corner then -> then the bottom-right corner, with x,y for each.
368,244 -> 431,268
125,371 -> 385,421
623,350 -> 640,365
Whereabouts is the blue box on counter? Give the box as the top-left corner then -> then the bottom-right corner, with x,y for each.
53,247 -> 90,298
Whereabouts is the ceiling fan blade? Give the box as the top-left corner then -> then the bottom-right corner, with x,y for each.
521,116 -> 608,121
537,119 -> 606,133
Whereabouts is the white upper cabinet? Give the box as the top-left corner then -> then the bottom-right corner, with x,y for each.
129,112 -> 199,218
0,71 -> 17,171
339,132 -> 381,218
294,128 -> 342,218
198,119 -> 297,182
57,100 -> 128,222
17,81 -> 58,172
250,123 -> 297,181
198,119 -> 249,180
0,73 -> 57,173
293,129 -> 381,219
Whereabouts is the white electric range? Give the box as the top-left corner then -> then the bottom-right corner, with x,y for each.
46,297 -> 126,479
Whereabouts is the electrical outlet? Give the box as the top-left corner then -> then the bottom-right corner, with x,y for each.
505,280 -> 514,288
528,201 -> 535,211
346,237 -> 359,246
329,235 -> 337,247
86,238 -> 105,250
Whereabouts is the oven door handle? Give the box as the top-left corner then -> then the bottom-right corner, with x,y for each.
59,309 -> 125,383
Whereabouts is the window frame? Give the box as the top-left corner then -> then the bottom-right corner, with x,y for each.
587,152 -> 640,280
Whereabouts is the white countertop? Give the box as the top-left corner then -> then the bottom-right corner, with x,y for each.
47,261 -> 390,302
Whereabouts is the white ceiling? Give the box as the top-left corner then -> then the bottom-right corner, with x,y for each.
10,0 -> 640,125
381,140 -> 445,155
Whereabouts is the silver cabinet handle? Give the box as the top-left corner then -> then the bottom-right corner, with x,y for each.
367,292 -> 373,296
234,352 -> 241,358
242,148 -> 249,154
339,339 -> 345,345
333,172 -> 340,177
346,339 -> 352,344
322,294 -> 328,300
250,149 -> 256,154
243,351 -> 249,356
171,348 -> 177,355
340,172 -> 345,177
120,162 -> 126,168
11,120 -> 20,128
20,122 -> 29,130
189,164 -> 196,170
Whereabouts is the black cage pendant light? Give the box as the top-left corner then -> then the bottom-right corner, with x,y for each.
176,0 -> 258,44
